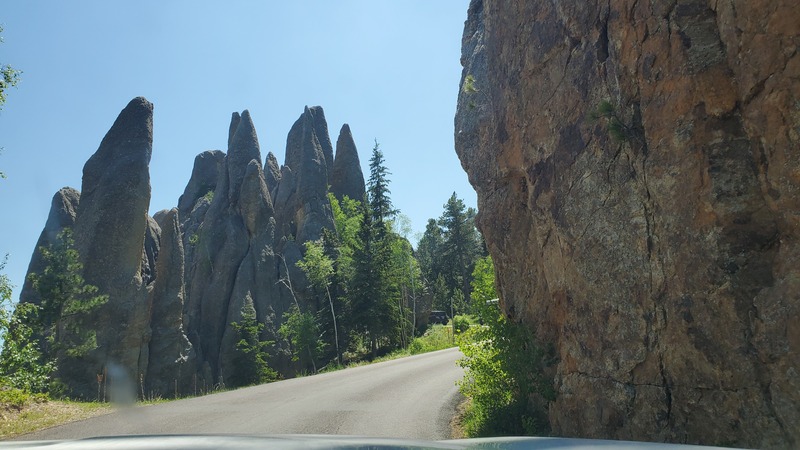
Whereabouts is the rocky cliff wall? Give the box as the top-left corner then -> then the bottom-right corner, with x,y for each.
455,1 -> 799,448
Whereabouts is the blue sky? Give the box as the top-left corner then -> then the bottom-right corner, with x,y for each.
0,1 -> 474,301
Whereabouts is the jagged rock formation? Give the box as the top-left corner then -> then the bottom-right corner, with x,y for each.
184,110 -> 281,383
331,124 -> 366,202
177,150 -> 225,222
22,97 -> 365,398
264,151 -> 281,195
145,208 -> 195,396
274,106 -> 336,245
18,187 -> 80,307
455,1 -> 799,448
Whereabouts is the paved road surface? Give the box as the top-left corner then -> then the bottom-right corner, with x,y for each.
19,348 -> 464,441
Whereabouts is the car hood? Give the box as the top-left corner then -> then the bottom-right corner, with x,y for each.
0,434 -> 741,449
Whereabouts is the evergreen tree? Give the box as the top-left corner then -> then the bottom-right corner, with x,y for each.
417,218 -> 444,287
439,193 -> 481,314
279,304 -> 325,373
229,296 -> 277,387
367,140 -> 397,232
27,229 -> 107,362
345,141 -> 407,357
349,206 -> 398,358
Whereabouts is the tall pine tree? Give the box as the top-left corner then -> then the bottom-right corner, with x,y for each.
27,229 -> 107,365
439,193 -> 481,314
348,143 -> 405,357
229,295 -> 277,387
417,218 -> 444,288
367,140 -> 397,232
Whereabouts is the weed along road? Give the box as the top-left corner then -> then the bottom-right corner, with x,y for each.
19,348 -> 464,441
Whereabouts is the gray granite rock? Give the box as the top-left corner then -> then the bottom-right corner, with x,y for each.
331,124 -> 366,203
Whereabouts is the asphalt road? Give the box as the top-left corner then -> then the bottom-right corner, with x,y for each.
19,348 -> 464,441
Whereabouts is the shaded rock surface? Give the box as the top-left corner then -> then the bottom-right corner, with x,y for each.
309,106 -> 334,185
454,1 -> 800,448
146,208 -> 195,396
18,187 -> 80,307
264,151 -> 281,196
331,124 -> 366,202
177,150 -> 225,223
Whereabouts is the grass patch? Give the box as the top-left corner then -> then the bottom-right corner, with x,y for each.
450,397 -> 470,439
1,396 -> 111,439
366,323 -> 458,363
320,323 -> 459,373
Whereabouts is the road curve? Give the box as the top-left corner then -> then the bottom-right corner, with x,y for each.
18,347 -> 464,441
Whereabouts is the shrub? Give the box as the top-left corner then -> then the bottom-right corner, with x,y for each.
457,302 -> 555,437
407,324 -> 454,355
452,315 -> 471,334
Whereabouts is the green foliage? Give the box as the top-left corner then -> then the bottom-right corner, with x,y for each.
202,190 -> 214,203
419,193 -> 482,318
457,256 -> 555,437
463,74 -> 478,95
279,304 -> 325,373
0,26 -> 22,180
0,256 -> 10,304
439,193 -> 481,313
297,239 -> 334,292
0,257 -> 55,393
229,297 -> 278,387
406,324 -> 455,355
328,193 -> 363,286
463,74 -> 479,109
27,229 -> 108,361
348,206 -> 400,358
470,256 -> 496,304
452,315 -> 471,334
386,229 -> 420,347
0,26 -> 21,112
0,302 -> 54,393
431,274 -> 450,313
188,234 -> 199,246
0,386 -> 46,409
367,140 -> 397,229
589,100 -> 630,143
416,218 -> 443,287
297,238 -> 341,362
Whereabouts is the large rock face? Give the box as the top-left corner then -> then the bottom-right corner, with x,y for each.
455,1 -> 799,448
70,97 -> 154,397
